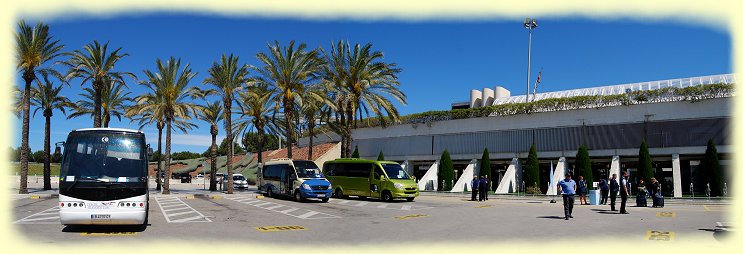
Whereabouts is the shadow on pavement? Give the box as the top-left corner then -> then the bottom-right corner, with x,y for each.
62,224 -> 147,233
536,216 -> 565,220
698,229 -> 731,242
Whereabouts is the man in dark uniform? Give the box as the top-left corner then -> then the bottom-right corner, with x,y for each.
478,176 -> 488,202
609,173 -> 619,211
484,175 -> 490,200
470,175 -> 479,201
620,171 -> 630,214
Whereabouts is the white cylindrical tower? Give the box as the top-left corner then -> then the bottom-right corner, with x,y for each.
494,86 -> 511,99
482,88 -> 495,107
470,89 -> 482,108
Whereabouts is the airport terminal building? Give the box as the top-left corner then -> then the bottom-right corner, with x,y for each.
345,74 -> 734,198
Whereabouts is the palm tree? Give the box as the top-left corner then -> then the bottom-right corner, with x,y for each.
252,41 -> 323,159
128,93 -> 196,191
61,40 -> 134,128
234,86 -> 278,165
15,20 -> 64,194
196,101 -> 222,191
13,86 -> 23,118
68,78 -> 133,127
319,41 -> 354,157
135,57 -> 201,194
30,73 -> 73,190
202,54 -> 250,194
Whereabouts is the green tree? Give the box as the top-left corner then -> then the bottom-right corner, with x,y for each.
702,139 -> 723,196
438,150 -> 454,191
68,78 -> 132,127
62,40 -> 134,128
575,144 -> 593,185
15,20 -> 64,194
241,132 -> 280,154
171,151 -> 201,160
638,140 -> 653,184
252,41 -> 322,159
299,83 -> 332,160
479,148 -> 491,178
136,57 -> 201,194
217,137 -> 245,156
202,54 -> 250,194
377,151 -> 385,161
351,146 -> 360,158
523,144 -> 540,191
196,101 -> 222,191
30,73 -> 73,190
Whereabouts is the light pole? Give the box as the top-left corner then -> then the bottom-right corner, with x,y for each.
524,18 -> 538,103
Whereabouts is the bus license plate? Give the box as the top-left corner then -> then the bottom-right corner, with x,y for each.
316,194 -> 325,198
91,214 -> 111,220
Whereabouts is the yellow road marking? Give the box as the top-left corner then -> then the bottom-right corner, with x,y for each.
395,214 -> 429,220
211,196 -> 222,200
255,225 -> 306,232
185,196 -> 195,199
80,232 -> 137,236
256,195 -> 264,199
656,212 -> 676,218
474,205 -> 492,208
645,230 -> 675,241
30,196 -> 40,199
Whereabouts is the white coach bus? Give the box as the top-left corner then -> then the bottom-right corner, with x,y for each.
57,128 -> 152,226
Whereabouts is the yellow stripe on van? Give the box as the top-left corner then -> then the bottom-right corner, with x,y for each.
255,225 -> 306,232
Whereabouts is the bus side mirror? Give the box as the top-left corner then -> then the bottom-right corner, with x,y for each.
147,146 -> 154,160
54,141 -> 64,157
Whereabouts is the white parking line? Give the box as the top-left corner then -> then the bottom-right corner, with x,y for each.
155,196 -> 211,223
14,206 -> 60,224
224,196 -> 340,220
329,199 -> 433,211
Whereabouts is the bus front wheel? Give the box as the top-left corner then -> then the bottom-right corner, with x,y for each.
266,187 -> 273,197
335,189 -> 346,199
294,189 -> 305,202
381,191 -> 393,202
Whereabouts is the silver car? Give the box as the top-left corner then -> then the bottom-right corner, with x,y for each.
224,174 -> 249,189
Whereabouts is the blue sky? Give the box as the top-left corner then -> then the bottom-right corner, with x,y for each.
12,13 -> 731,153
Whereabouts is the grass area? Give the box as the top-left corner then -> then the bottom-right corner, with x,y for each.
9,163 -> 61,176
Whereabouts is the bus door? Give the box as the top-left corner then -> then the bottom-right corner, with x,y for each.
370,164 -> 384,198
281,165 -> 296,195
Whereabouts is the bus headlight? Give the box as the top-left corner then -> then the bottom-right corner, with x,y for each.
302,184 -> 312,190
394,183 -> 404,190
327,183 -> 332,190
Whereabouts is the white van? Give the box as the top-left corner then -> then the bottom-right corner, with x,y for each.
258,159 -> 332,202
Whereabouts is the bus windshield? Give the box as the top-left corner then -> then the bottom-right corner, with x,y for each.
293,160 -> 323,178
60,132 -> 147,183
381,163 -> 410,179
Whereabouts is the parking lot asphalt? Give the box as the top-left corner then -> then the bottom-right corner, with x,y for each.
9,180 -> 732,246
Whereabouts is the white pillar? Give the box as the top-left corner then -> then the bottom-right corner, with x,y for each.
401,160 -> 412,176
451,159 -> 479,192
610,155 -> 621,179
495,158 -> 521,194
417,161 -> 439,191
546,157 -> 567,195
672,154 -> 682,198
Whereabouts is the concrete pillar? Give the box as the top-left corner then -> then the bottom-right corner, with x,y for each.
610,155 -> 621,179
495,158 -> 521,194
451,159 -> 479,192
417,161 -> 439,191
401,160 -> 412,176
546,157 -> 567,195
672,154 -> 682,197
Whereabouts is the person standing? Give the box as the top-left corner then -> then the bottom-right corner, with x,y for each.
484,175 -> 490,200
470,175 -> 479,201
609,174 -> 619,211
620,171 -> 630,214
478,176 -> 488,202
599,179 -> 609,205
577,176 -> 588,205
557,172 -> 577,220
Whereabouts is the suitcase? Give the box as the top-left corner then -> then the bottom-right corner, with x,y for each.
653,195 -> 664,208
636,195 -> 647,207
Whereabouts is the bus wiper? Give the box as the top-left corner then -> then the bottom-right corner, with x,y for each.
106,182 -> 137,192
65,177 -> 109,192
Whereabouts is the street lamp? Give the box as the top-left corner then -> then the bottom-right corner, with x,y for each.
524,18 -> 538,103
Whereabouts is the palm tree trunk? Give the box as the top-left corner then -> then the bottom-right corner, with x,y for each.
225,98 -> 234,194
308,119 -> 314,160
103,112 -> 110,128
285,100 -> 293,159
43,114 -> 51,190
19,70 -> 33,194
257,127 -> 264,164
93,80 -> 102,128
338,103 -> 346,158
163,119 -> 171,195
209,132 -> 217,191
156,125 -> 163,191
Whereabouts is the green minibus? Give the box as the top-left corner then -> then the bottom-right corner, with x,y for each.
322,158 -> 419,202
